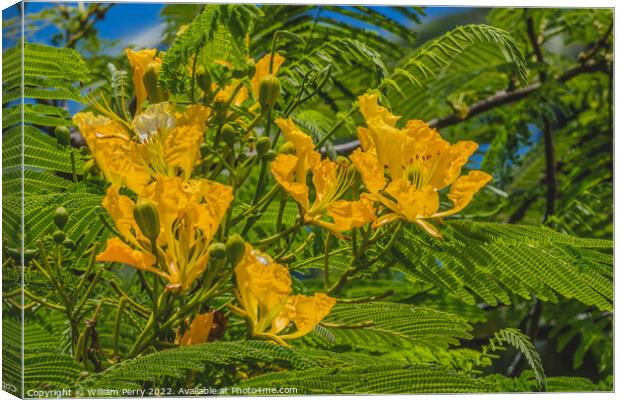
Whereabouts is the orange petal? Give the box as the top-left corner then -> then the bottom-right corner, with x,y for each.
327,195 -> 377,232
96,237 -> 158,274
271,154 -> 310,211
177,313 -> 214,346
350,149 -> 386,194
279,293 -> 336,340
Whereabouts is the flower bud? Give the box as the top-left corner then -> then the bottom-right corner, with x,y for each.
255,136 -> 271,156
261,149 -> 276,162
143,62 -> 166,104
278,141 -> 296,155
226,234 -> 245,267
53,230 -> 66,244
245,59 -> 256,78
200,143 -> 210,158
133,198 -> 160,242
62,239 -> 77,250
82,159 -> 99,176
221,124 -> 237,149
195,66 -> 212,94
208,242 -> 227,259
258,75 -> 280,111
53,206 -> 69,229
55,126 -> 71,147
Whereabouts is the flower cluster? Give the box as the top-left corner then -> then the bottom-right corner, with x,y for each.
73,46 -> 491,350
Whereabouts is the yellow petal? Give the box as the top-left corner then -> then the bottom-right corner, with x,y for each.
271,154 -> 310,211
177,313 -> 214,346
251,53 -> 285,99
385,180 -> 440,220
350,149 -> 386,194
73,112 -> 150,194
96,237 -> 158,275
358,93 -> 400,128
234,244 -> 292,326
275,118 -> 321,181
279,293 -> 336,340
164,124 -> 204,179
428,140 -> 479,190
187,179 -> 234,239
310,159 -> 340,209
432,170 -> 492,218
327,195 -> 376,232
126,48 -> 161,113
102,185 -> 141,245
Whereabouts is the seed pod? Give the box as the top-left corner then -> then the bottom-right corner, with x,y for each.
54,206 -> 69,229
258,75 -> 280,111
53,230 -> 66,244
208,242 -> 227,259
143,62 -> 166,104
195,66 -> 212,94
133,198 -> 160,242
278,141 -> 296,155
225,234 -> 245,267
255,137 -> 271,156
55,126 -> 71,147
221,124 -> 237,149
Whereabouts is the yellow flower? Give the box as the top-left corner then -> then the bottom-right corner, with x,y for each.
351,93 -> 493,237
74,102 -> 211,193
96,175 -> 233,291
232,244 -> 335,346
73,112 -> 151,194
126,48 -> 162,112
270,118 -> 375,234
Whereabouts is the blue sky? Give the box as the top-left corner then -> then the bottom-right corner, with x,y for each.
3,3 -> 466,55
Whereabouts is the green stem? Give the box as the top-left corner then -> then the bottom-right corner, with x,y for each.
73,268 -> 103,320
324,233 -> 331,289
70,152 -> 78,183
315,106 -> 356,150
254,222 -> 305,245
113,298 -> 127,360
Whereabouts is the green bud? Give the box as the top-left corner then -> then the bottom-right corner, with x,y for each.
226,234 -> 245,267
62,239 -> 76,250
255,136 -> 271,156
263,149 -> 277,162
53,230 -> 66,244
133,198 -> 160,242
143,62 -> 166,104
278,141 -> 296,155
245,59 -> 256,78
221,124 -> 237,149
195,66 -> 212,94
53,206 -> 69,229
208,242 -> 227,259
258,75 -> 280,111
55,126 -> 71,147
200,143 -> 210,158
82,159 -> 99,176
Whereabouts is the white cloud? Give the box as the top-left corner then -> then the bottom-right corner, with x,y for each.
126,23 -> 165,49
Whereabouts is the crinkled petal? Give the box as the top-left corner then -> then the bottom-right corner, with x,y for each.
279,293 -> 336,340
96,237 -> 158,274
431,170 -> 492,218
177,313 -> 214,346
271,154 -> 310,211
327,195 -> 376,232
350,149 -> 386,194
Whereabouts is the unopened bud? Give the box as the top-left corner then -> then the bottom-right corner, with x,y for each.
208,242 -> 227,259
83,159 -> 99,176
143,62 -> 166,104
256,137 -> 271,156
55,126 -> 71,147
54,206 -> 68,229
245,59 -> 256,78
62,239 -> 77,250
225,234 -> 245,267
278,141 -> 296,155
200,143 -> 210,158
336,155 -> 351,166
53,230 -> 66,244
221,124 -> 237,149
258,75 -> 280,111
133,198 -> 160,242
195,66 -> 212,94
263,149 -> 277,162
